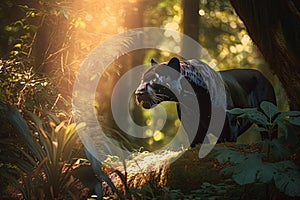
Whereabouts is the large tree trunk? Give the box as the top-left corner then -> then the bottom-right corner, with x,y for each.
230,0 -> 300,110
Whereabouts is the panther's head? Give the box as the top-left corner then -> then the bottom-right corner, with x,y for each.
135,57 -> 183,109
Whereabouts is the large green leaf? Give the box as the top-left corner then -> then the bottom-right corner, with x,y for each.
221,154 -> 264,185
213,147 -> 248,164
278,111 -> 300,118
256,162 -> 277,183
275,111 -> 300,125
274,161 -> 300,197
222,158 -> 279,185
227,107 -> 256,115
285,116 -> 300,126
244,110 -> 269,126
260,101 -> 278,121
228,107 -> 269,126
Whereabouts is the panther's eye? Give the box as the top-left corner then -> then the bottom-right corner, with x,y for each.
152,78 -> 157,83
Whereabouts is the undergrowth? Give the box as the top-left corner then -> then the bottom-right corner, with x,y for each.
213,101 -> 300,199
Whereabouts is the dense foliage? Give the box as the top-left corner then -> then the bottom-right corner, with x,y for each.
214,101 -> 300,198
0,0 -> 298,199
0,104 -> 85,199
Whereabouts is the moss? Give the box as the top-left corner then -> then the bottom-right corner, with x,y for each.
166,145 -> 229,193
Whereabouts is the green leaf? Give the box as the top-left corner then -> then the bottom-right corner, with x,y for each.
14,20 -> 24,27
14,43 -> 22,49
260,101 -> 278,120
276,160 -> 299,170
285,116 -> 300,126
253,127 -> 269,133
228,107 -> 269,126
222,158 -> 278,185
230,167 -> 256,185
256,162 -> 277,183
221,155 -> 264,185
242,110 -> 269,126
274,161 -> 300,197
276,119 -> 288,131
213,147 -> 247,164
275,111 -> 300,123
227,107 -> 256,115
281,111 -> 300,117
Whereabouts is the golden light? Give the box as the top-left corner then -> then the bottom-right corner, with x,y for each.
174,119 -> 181,127
146,119 -> 152,126
230,21 -> 237,29
145,129 -> 153,137
229,35 -> 235,42
153,130 -> 164,142
165,22 -> 179,30
241,34 -> 251,45
199,9 -> 205,16
164,22 -> 180,39
236,44 -> 243,52
85,14 -> 93,22
229,45 -> 237,54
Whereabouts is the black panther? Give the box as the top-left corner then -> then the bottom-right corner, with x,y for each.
135,57 -> 276,147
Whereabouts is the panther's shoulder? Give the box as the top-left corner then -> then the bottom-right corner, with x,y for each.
179,59 -> 217,90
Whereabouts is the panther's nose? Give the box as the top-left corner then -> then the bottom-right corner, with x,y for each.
135,88 -> 144,95
135,83 -> 147,95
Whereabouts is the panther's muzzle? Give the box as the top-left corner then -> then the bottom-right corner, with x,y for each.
135,83 -> 156,109
135,89 -> 152,109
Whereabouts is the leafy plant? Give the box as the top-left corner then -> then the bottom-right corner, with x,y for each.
214,101 -> 300,198
228,101 -> 300,140
0,2 -> 37,57
0,103 -> 86,199
0,59 -> 60,112
149,182 -> 236,200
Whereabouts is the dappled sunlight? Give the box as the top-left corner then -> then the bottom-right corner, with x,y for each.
1,0 -> 296,198
0,0 -> 288,151
19,0 -> 287,149
105,150 -> 183,176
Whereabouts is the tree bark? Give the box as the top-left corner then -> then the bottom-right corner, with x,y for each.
230,0 -> 300,110
183,0 -> 199,41
182,0 -> 200,56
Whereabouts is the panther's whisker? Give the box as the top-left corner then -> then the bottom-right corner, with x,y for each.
155,93 -> 169,98
152,95 -> 164,101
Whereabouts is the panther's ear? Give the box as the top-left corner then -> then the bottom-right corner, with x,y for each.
167,57 -> 180,72
151,59 -> 158,66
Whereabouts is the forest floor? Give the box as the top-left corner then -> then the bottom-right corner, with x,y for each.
101,144 -> 298,200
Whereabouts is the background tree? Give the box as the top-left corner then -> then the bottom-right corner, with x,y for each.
182,0 -> 199,55
230,0 -> 300,110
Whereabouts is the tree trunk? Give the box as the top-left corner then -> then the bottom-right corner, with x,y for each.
230,0 -> 300,110
182,0 -> 200,56
183,0 -> 199,41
